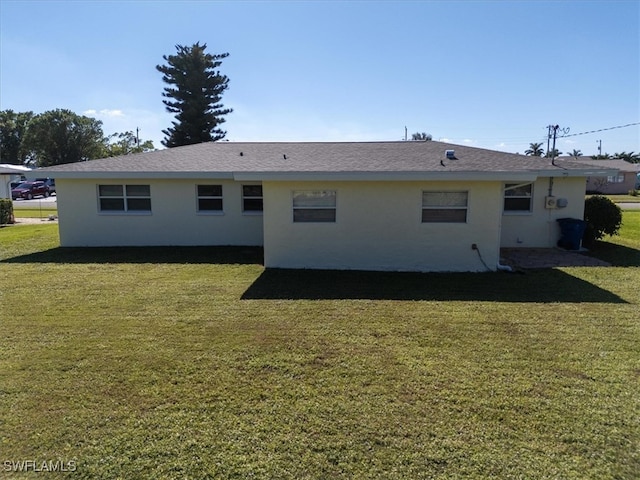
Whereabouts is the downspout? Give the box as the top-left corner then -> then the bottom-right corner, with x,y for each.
496,262 -> 513,272
548,176 -> 555,247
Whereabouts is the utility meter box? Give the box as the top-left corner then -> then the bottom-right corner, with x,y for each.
545,196 -> 557,209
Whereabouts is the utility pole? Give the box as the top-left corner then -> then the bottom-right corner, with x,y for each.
547,124 -> 570,165
597,139 -> 602,157
136,127 -> 140,149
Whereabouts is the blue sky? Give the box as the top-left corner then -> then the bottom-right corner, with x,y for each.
1,0 -> 638,156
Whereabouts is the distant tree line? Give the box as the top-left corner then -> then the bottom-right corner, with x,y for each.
0,109 -> 155,167
524,142 -> 639,163
590,151 -> 639,163
411,132 -> 432,141
0,42 -> 233,167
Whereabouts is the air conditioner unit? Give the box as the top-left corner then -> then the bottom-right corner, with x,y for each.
545,196 -> 557,209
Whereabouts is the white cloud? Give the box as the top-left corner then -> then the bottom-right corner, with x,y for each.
101,109 -> 124,117
84,108 -> 124,118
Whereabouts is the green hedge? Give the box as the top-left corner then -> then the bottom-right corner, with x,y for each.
0,199 -> 14,224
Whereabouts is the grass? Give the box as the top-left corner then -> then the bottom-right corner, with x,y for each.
1,215 -> 638,479
585,210 -> 640,267
10,206 -> 58,219
587,194 -> 640,203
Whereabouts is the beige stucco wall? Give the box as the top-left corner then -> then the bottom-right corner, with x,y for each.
500,176 -> 586,248
56,178 -> 263,246
0,175 -> 11,199
585,173 -> 637,194
55,175 -> 589,268
1,173 -> 25,199
263,180 -> 504,272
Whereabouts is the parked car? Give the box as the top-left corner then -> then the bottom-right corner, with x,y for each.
11,181 -> 50,200
35,177 -> 56,194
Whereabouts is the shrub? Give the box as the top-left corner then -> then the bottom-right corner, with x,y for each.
629,189 -> 639,197
0,199 -> 14,225
583,195 -> 622,246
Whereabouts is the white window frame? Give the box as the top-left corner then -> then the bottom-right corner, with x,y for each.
421,191 -> 468,223
196,184 -> 223,214
97,184 -> 151,214
503,182 -> 533,214
242,185 -> 263,214
607,175 -> 624,183
292,190 -> 337,223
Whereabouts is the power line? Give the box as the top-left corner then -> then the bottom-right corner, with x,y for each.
425,122 -> 638,151
559,122 -> 640,138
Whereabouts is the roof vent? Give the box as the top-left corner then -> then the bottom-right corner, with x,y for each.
445,150 -> 456,159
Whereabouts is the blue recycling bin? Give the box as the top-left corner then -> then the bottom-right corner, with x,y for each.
556,218 -> 586,250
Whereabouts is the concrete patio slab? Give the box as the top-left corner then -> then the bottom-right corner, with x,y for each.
500,248 -> 610,269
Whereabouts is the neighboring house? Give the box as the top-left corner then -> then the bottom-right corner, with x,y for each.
31,141 -> 617,272
562,157 -> 640,194
0,164 -> 31,199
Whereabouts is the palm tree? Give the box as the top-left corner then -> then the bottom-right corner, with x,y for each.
411,132 -> 432,141
569,149 -> 582,158
545,149 -> 562,158
614,151 -> 640,163
525,142 -> 544,156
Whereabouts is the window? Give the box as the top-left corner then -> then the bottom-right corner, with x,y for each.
293,190 -> 336,223
422,191 -> 468,223
242,185 -> 263,212
607,175 -> 624,183
197,185 -> 223,212
98,184 -> 151,212
503,183 -> 532,212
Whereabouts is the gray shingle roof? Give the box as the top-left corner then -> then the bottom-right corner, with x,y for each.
559,157 -> 640,173
0,164 -> 31,174
34,141 -> 618,180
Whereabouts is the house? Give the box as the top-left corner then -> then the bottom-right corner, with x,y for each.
30,141 -> 617,272
0,164 -> 31,199
562,157 -> 640,194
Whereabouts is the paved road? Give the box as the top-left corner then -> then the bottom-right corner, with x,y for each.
618,202 -> 640,210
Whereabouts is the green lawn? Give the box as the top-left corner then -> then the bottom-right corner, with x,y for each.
1,215 -> 638,479
587,194 -> 640,203
10,206 -> 58,219
12,209 -> 58,219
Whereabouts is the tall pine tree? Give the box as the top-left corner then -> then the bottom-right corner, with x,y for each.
156,43 -> 232,147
